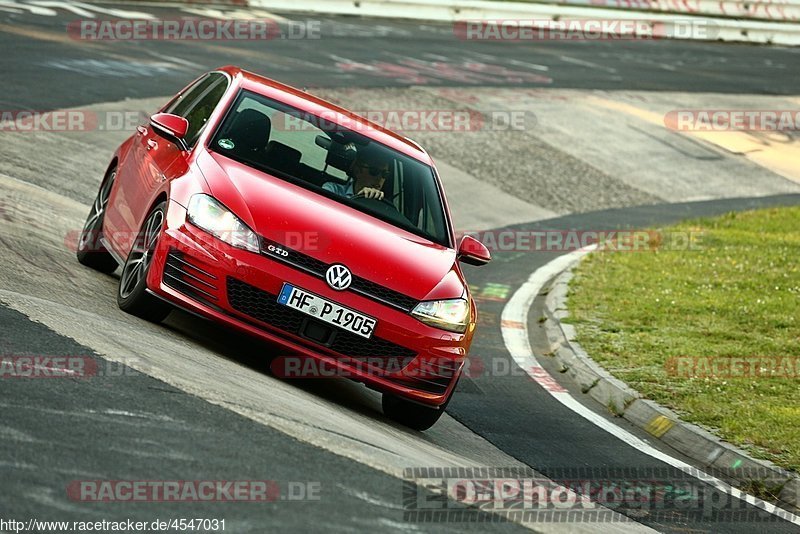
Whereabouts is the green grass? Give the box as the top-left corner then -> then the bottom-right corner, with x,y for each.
568,206 -> 800,473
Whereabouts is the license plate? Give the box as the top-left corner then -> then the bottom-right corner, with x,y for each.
278,283 -> 377,339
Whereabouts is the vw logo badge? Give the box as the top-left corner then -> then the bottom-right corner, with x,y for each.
326,264 -> 352,291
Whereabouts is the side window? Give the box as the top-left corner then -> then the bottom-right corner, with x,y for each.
165,75 -> 214,117
165,73 -> 229,147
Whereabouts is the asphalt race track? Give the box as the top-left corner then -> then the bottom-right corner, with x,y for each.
1,2 -> 800,533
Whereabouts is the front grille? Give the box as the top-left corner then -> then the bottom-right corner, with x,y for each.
349,275 -> 418,312
260,236 -> 418,312
263,237 -> 329,274
226,277 -> 415,370
164,249 -> 219,302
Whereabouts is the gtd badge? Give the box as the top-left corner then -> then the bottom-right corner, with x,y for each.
326,264 -> 352,291
267,244 -> 289,257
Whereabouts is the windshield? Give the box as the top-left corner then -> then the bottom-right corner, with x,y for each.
209,90 -> 451,247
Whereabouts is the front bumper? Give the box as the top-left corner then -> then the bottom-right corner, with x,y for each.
145,200 -> 470,407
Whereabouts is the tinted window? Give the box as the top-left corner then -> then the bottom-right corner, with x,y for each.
166,73 -> 228,146
166,75 -> 214,117
210,90 -> 450,247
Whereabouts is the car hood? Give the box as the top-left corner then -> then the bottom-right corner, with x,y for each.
198,151 -> 459,301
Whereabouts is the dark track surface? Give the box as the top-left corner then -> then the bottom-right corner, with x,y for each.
0,304 -> 522,532
2,3 -> 799,532
2,3 -> 799,110
454,194 -> 800,533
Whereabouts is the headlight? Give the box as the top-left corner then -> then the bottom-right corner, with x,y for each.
411,298 -> 470,333
187,194 -> 260,253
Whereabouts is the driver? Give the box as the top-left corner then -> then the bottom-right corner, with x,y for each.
322,150 -> 389,200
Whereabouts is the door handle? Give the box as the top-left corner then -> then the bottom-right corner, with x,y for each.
136,125 -> 147,135
146,139 -> 158,151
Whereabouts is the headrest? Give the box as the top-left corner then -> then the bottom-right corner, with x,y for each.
231,109 -> 271,153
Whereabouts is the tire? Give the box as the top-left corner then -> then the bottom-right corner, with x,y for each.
116,201 -> 172,323
76,167 -> 120,274
382,392 -> 450,431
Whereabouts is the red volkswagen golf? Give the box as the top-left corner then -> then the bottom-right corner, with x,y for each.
77,66 -> 491,430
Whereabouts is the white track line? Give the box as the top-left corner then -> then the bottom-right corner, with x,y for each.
501,245 -> 800,525
0,1 -> 54,15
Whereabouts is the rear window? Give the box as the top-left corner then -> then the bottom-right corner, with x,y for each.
209,90 -> 451,247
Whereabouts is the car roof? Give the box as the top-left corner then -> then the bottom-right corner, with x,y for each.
215,65 -> 433,166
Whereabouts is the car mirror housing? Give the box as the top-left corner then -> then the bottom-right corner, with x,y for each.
457,235 -> 491,266
150,113 -> 189,141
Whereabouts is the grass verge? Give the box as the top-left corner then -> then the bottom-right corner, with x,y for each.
567,206 -> 800,472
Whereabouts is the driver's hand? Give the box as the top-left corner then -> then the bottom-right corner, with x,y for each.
358,187 -> 384,200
